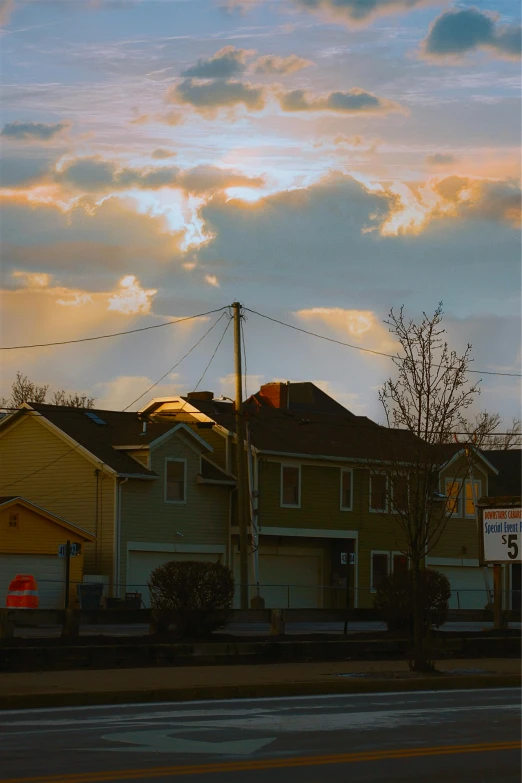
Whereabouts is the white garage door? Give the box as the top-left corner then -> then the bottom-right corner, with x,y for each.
0,554 -> 65,609
127,551 -> 223,608
437,566 -> 492,610
234,553 -> 321,609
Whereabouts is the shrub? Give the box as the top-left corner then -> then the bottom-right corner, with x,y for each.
148,560 -> 235,638
373,568 -> 451,635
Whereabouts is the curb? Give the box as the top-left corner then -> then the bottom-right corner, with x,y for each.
0,674 -> 519,711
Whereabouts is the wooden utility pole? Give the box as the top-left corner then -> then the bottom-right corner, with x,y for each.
232,302 -> 249,609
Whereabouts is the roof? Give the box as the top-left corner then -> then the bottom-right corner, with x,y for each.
482,449 -> 521,496
160,398 -> 422,463
3,403 -> 207,478
249,382 -> 357,416
199,457 -> 236,485
0,496 -> 96,540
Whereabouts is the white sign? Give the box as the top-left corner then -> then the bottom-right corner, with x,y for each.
58,543 -> 79,557
349,553 -> 356,565
483,508 -> 522,563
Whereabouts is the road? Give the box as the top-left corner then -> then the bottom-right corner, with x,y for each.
0,688 -> 520,782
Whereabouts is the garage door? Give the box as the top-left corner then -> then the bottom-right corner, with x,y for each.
127,551 -> 223,608
437,566 -> 492,610
0,554 -> 65,609
234,553 -> 322,609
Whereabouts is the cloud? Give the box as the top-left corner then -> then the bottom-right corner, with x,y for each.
151,148 -> 176,160
426,152 -> 456,165
204,274 -> 220,287
0,156 -> 53,188
277,87 -> 405,115
11,271 -> 51,288
252,54 -> 313,75
107,274 -> 157,315
0,0 -> 15,27
167,79 -> 266,114
294,307 -> 398,354
1,121 -> 70,142
178,165 -> 264,196
289,0 -> 437,25
181,46 -> 250,78
422,8 -> 522,62
93,374 -> 182,411
51,156 -> 262,196
433,176 -> 521,226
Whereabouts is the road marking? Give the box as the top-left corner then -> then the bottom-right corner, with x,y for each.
1,740 -> 520,782
2,687 -> 517,716
94,729 -> 275,755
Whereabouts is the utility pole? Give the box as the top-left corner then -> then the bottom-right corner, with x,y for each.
233,302 -> 249,609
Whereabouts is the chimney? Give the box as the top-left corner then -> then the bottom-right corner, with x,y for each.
259,382 -> 290,409
187,391 -> 214,401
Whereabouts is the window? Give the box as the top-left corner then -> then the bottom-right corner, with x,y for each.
8,512 -> 19,529
445,478 -> 462,517
340,469 -> 353,510
465,480 -> 481,518
370,474 -> 387,512
391,475 -> 409,513
371,552 -> 389,590
281,465 -> 300,506
165,459 -> 186,502
393,553 -> 408,573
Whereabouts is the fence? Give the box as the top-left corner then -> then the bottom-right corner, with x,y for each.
3,578 -> 520,613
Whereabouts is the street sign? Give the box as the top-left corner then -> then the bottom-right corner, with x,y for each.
58,543 -> 80,557
349,553 -> 356,565
482,507 -> 522,564
340,553 -> 347,565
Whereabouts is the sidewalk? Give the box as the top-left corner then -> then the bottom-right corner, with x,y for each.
0,658 -> 520,710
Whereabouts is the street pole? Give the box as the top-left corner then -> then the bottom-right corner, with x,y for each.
232,302 -> 249,610
64,540 -> 71,610
493,564 -> 503,629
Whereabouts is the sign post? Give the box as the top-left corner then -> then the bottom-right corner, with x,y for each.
58,541 -> 81,610
478,499 -> 522,630
343,551 -> 356,636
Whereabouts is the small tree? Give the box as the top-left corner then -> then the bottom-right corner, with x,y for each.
378,304 -> 481,671
148,560 -> 235,639
1,371 -> 95,410
374,568 -> 451,636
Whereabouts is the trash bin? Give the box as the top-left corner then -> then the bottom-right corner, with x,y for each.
77,582 -> 104,610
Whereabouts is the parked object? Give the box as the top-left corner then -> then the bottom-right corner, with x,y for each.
6,574 -> 38,609
77,582 -> 103,610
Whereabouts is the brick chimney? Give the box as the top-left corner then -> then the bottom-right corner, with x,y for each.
259,382 -> 290,408
187,391 -> 214,401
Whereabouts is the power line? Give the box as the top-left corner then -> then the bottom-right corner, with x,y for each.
241,312 -> 248,401
0,307 -> 227,351
244,308 -> 522,378
122,312 -> 227,412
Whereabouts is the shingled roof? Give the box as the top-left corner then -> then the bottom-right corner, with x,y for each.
5,403 -> 190,477
483,449 -> 521,496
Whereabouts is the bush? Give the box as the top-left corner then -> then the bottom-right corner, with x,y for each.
148,560 -> 235,638
373,568 -> 451,635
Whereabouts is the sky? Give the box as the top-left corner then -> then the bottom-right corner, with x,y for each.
0,0 -> 520,424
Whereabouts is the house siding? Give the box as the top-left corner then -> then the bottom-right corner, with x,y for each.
0,414 -> 116,582
118,432 -> 231,587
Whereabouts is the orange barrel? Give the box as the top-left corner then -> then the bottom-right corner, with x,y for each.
6,574 -> 39,608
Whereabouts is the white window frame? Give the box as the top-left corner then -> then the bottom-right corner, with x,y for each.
445,477 -> 463,518
464,478 -> 482,519
280,463 -> 301,508
164,458 -> 187,504
370,550 -> 390,592
390,474 -> 409,515
369,473 -> 388,513
340,468 -> 353,511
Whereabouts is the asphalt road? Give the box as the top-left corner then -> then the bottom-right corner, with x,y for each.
0,688 -> 520,783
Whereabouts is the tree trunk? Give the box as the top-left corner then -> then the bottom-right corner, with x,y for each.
411,565 -> 430,672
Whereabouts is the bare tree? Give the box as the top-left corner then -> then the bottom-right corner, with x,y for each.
1,371 -> 95,410
378,304 -> 481,671
459,412 -> 521,450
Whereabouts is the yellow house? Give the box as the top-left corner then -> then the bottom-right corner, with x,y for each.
0,496 -> 95,609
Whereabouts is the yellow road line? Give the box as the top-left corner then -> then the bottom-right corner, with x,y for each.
2,740 -> 520,783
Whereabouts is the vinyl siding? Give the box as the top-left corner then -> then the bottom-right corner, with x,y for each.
118,431 -> 230,586
0,502 -> 88,606
0,415 -> 116,581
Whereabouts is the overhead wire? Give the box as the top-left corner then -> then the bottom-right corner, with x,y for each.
0,307 -> 227,351
121,311 -> 227,412
244,307 -> 522,378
